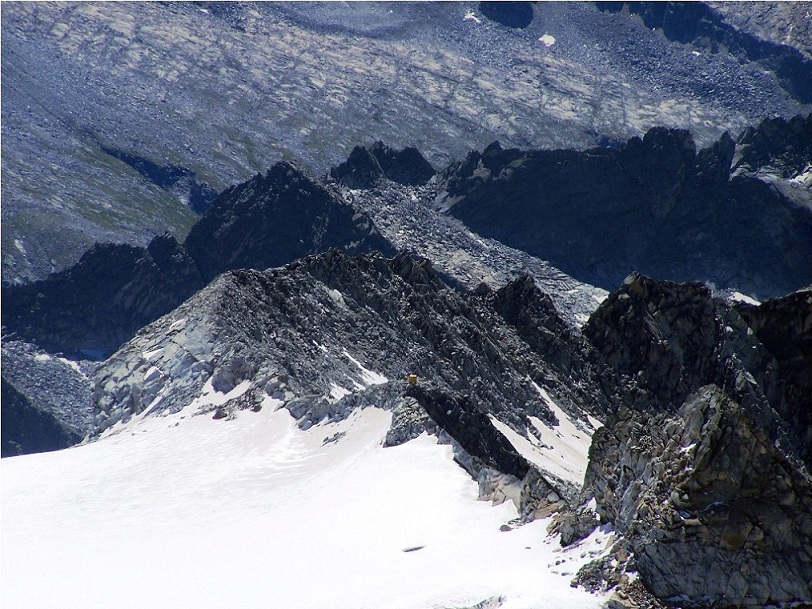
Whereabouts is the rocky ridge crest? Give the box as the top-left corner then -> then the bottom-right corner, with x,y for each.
93,249 -> 614,510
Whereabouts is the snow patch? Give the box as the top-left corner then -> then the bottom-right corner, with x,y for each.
168,318 -> 187,332
57,357 -> 82,374
464,11 -> 481,24
343,349 -> 388,386
142,346 -> 165,360
518,382 -> 602,484
789,166 -> 812,188
33,353 -> 52,362
539,34 -> 556,47
327,288 -> 347,309
329,382 -> 352,402
730,291 -> 760,306
187,376 -> 253,411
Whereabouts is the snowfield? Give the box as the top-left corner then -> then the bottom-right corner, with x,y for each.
2,396 -> 612,609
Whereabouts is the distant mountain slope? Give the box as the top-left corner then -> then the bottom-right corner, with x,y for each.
3,1 -> 809,282
598,2 -> 812,103
708,1 -> 812,59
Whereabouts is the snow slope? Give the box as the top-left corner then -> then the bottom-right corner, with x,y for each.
2,395 -> 612,609
490,383 -> 602,486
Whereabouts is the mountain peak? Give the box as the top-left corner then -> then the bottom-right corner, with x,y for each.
331,142 -> 435,188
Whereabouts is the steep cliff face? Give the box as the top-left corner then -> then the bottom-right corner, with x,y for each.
584,386 -> 812,607
574,276 -> 812,607
736,289 -> 812,465
438,120 -> 812,299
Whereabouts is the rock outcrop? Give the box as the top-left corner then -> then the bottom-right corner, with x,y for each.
94,250 -> 611,428
584,274 -> 811,469
574,275 -> 812,606
0,338 -> 96,444
330,142 -> 435,189
584,386 -> 812,607
406,384 -> 531,481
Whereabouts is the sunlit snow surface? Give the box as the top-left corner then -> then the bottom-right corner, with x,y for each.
2,397 -> 611,609
490,383 -> 602,486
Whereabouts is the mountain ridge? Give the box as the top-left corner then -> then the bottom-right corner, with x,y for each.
3,12 -> 812,601
5,115 -> 808,363
437,114 -> 812,298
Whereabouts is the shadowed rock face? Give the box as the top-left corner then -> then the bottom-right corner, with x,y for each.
99,146 -> 219,214
185,161 -> 395,282
331,142 -> 436,189
1,234 -> 204,359
733,113 -> 812,178
406,384 -> 531,480
438,120 -> 812,299
736,289 -> 812,464
1,378 -> 82,457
